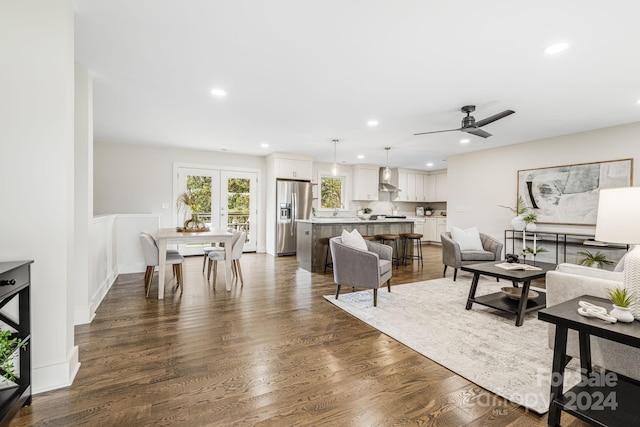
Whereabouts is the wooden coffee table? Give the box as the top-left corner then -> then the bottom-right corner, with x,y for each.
462,261 -> 556,326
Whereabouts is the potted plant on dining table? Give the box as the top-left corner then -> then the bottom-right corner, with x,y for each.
176,191 -> 207,231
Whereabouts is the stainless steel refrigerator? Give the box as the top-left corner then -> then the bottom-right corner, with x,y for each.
276,179 -> 313,256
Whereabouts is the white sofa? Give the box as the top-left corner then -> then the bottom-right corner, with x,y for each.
545,262 -> 640,381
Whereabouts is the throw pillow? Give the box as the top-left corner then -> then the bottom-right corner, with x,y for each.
451,226 -> 484,251
341,229 -> 368,251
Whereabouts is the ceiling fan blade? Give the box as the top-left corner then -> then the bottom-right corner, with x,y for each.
414,128 -> 461,136
473,110 -> 515,128
463,127 -> 492,138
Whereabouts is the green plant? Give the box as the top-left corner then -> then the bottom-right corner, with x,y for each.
607,287 -> 634,307
577,250 -> 614,269
522,211 -> 538,224
0,330 -> 27,382
363,208 -> 372,214
499,195 -> 528,215
525,246 -> 548,254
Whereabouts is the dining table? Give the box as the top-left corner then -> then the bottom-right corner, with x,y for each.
156,228 -> 234,299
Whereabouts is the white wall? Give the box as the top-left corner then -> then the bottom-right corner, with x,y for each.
447,122 -> 640,245
94,141 -> 267,252
0,1 -> 79,392
74,64 -> 93,325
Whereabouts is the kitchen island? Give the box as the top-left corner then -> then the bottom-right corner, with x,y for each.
296,218 -> 414,272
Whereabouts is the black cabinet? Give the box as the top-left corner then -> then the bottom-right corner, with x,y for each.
0,261 -> 32,426
539,296 -> 640,426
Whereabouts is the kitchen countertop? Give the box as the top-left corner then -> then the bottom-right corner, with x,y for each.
299,218 -> 415,224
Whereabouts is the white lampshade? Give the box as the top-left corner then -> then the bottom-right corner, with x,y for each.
595,187 -> 640,244
595,186 -> 640,320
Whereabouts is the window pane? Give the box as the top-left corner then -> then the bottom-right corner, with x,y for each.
321,177 -> 342,209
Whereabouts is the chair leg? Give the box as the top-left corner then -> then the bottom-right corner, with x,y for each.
202,254 -> 207,273
235,260 -> 244,285
387,278 -> 391,292
178,264 -> 184,293
373,288 -> 378,307
207,258 -> 213,280
453,268 -> 458,281
145,266 -> 154,297
335,284 -> 342,300
443,265 -> 447,277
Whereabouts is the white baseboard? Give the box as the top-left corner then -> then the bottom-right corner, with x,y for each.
32,346 -> 80,394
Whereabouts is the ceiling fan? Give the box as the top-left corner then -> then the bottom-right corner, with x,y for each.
414,105 -> 515,138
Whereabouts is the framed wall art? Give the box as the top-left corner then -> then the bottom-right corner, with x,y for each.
517,158 -> 633,225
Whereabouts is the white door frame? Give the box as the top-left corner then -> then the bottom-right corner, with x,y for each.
173,162 -> 260,253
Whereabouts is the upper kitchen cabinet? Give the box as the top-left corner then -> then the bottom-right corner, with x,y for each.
434,171 -> 447,201
424,171 -> 448,202
394,169 -> 427,202
271,153 -> 313,181
352,164 -> 379,201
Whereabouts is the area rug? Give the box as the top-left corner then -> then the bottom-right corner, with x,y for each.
323,275 -> 581,414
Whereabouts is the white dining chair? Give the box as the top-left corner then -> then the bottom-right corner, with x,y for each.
139,233 -> 185,297
207,231 -> 246,285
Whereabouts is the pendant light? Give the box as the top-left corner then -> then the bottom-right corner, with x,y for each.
382,147 -> 392,182
331,139 -> 339,176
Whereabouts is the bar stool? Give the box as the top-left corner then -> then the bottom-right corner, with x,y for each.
375,234 -> 400,268
319,237 -> 333,273
361,235 -> 375,241
401,233 -> 424,266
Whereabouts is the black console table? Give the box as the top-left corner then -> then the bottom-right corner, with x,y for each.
539,295 -> 640,426
504,230 -> 627,265
0,261 -> 32,426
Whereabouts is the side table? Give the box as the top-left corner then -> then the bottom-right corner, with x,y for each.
538,295 -> 640,426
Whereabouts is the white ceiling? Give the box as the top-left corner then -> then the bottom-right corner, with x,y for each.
74,0 -> 640,170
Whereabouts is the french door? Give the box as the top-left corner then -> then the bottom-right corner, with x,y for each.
176,166 -> 257,254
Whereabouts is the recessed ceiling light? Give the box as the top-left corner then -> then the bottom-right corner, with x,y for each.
460,138 -> 470,144
637,99 -> 640,105
426,162 -> 434,167
260,143 -> 269,148
211,88 -> 227,97
545,42 -> 569,54
357,154 -> 365,159
367,120 -> 379,127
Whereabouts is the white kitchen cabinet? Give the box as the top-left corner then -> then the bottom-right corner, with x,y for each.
423,174 -> 434,201
276,158 -> 312,180
352,164 -> 379,201
415,174 -> 425,202
434,172 -> 447,201
436,218 -> 447,241
425,218 -> 438,242
413,220 -> 425,240
396,171 -> 409,201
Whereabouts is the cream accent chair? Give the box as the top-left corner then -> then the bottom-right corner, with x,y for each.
329,236 -> 392,307
441,231 -> 503,281
546,262 -> 640,381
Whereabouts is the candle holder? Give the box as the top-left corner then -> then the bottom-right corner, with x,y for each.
532,253 -> 537,266
521,250 -> 527,264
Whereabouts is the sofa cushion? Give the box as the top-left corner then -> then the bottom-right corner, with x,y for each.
341,228 -> 368,251
451,226 -> 483,251
461,250 -> 495,261
555,263 -> 624,282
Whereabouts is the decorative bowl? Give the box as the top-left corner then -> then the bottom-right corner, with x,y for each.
500,287 -> 539,300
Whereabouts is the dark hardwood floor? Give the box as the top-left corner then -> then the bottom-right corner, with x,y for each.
12,245 -> 587,426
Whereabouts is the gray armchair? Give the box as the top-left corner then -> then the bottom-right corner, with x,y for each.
441,231 -> 503,281
329,237 -> 393,307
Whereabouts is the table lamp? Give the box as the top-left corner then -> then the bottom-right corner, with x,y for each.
595,187 -> 640,320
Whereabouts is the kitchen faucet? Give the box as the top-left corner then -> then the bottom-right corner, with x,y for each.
333,203 -> 345,216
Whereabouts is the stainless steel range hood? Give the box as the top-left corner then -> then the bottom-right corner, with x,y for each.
379,168 -> 401,192
379,182 -> 400,192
